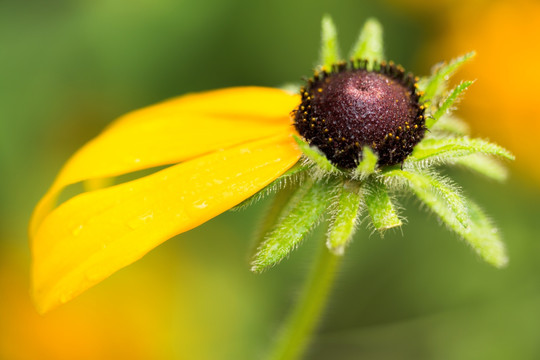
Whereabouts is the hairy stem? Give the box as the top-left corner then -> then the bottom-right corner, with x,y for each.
266,242 -> 342,360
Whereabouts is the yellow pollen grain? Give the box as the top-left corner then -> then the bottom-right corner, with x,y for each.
328,137 -> 333,142
395,136 -> 400,140
317,88 -> 323,93
414,125 -> 418,129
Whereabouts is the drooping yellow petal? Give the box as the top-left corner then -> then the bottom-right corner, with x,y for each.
30,87 -> 299,237
31,133 -> 301,314
111,86 -> 300,128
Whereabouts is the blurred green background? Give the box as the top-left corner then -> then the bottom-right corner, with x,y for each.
1,0 -> 539,359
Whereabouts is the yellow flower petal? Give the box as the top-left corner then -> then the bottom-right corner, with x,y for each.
31,133 -> 301,313
30,87 -> 299,237
111,86 -> 300,128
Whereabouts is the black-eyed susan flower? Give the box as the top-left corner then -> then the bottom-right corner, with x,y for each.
30,15 -> 513,327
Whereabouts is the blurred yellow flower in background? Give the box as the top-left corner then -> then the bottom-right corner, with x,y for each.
0,245 -> 211,360
419,0 -> 540,184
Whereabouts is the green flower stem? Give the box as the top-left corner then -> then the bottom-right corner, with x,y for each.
266,242 -> 342,360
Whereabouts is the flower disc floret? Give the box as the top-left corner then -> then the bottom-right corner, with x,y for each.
294,60 -> 426,168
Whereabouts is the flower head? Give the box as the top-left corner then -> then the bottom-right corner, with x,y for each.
294,59 -> 426,168
30,16 -> 514,313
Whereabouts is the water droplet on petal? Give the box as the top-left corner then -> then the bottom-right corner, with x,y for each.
72,225 -> 84,236
127,211 -> 154,229
193,200 -> 208,209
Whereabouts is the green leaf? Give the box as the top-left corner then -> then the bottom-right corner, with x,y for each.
320,15 -> 340,70
410,137 -> 515,165
354,146 -> 378,177
427,80 -> 474,128
384,170 -> 469,228
420,51 -> 476,103
327,180 -> 363,255
364,179 -> 401,231
293,135 -> 339,174
350,18 -> 384,70
453,154 -> 509,182
251,178 -> 335,273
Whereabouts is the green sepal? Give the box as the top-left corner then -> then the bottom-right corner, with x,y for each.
427,80 -> 474,128
388,169 -> 508,267
349,18 -> 384,70
354,146 -> 378,177
384,169 -> 469,228
249,185 -> 298,259
327,180 -> 363,255
250,178 -> 335,273
430,116 -> 470,136
420,51 -> 476,103
409,137 -> 515,165
293,135 -> 339,174
320,15 -> 340,70
460,199 -> 508,268
453,155 -> 509,182
364,179 -> 401,231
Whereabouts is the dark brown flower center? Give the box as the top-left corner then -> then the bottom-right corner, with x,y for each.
293,61 -> 426,168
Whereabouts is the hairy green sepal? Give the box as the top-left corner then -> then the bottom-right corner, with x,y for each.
251,178 -> 334,273
409,137 -> 515,166
355,146 -> 378,177
320,15 -> 340,70
293,135 -> 339,174
427,80 -> 474,128
420,51 -> 476,103
364,180 -> 401,231
350,18 -> 384,70
327,181 -> 363,255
